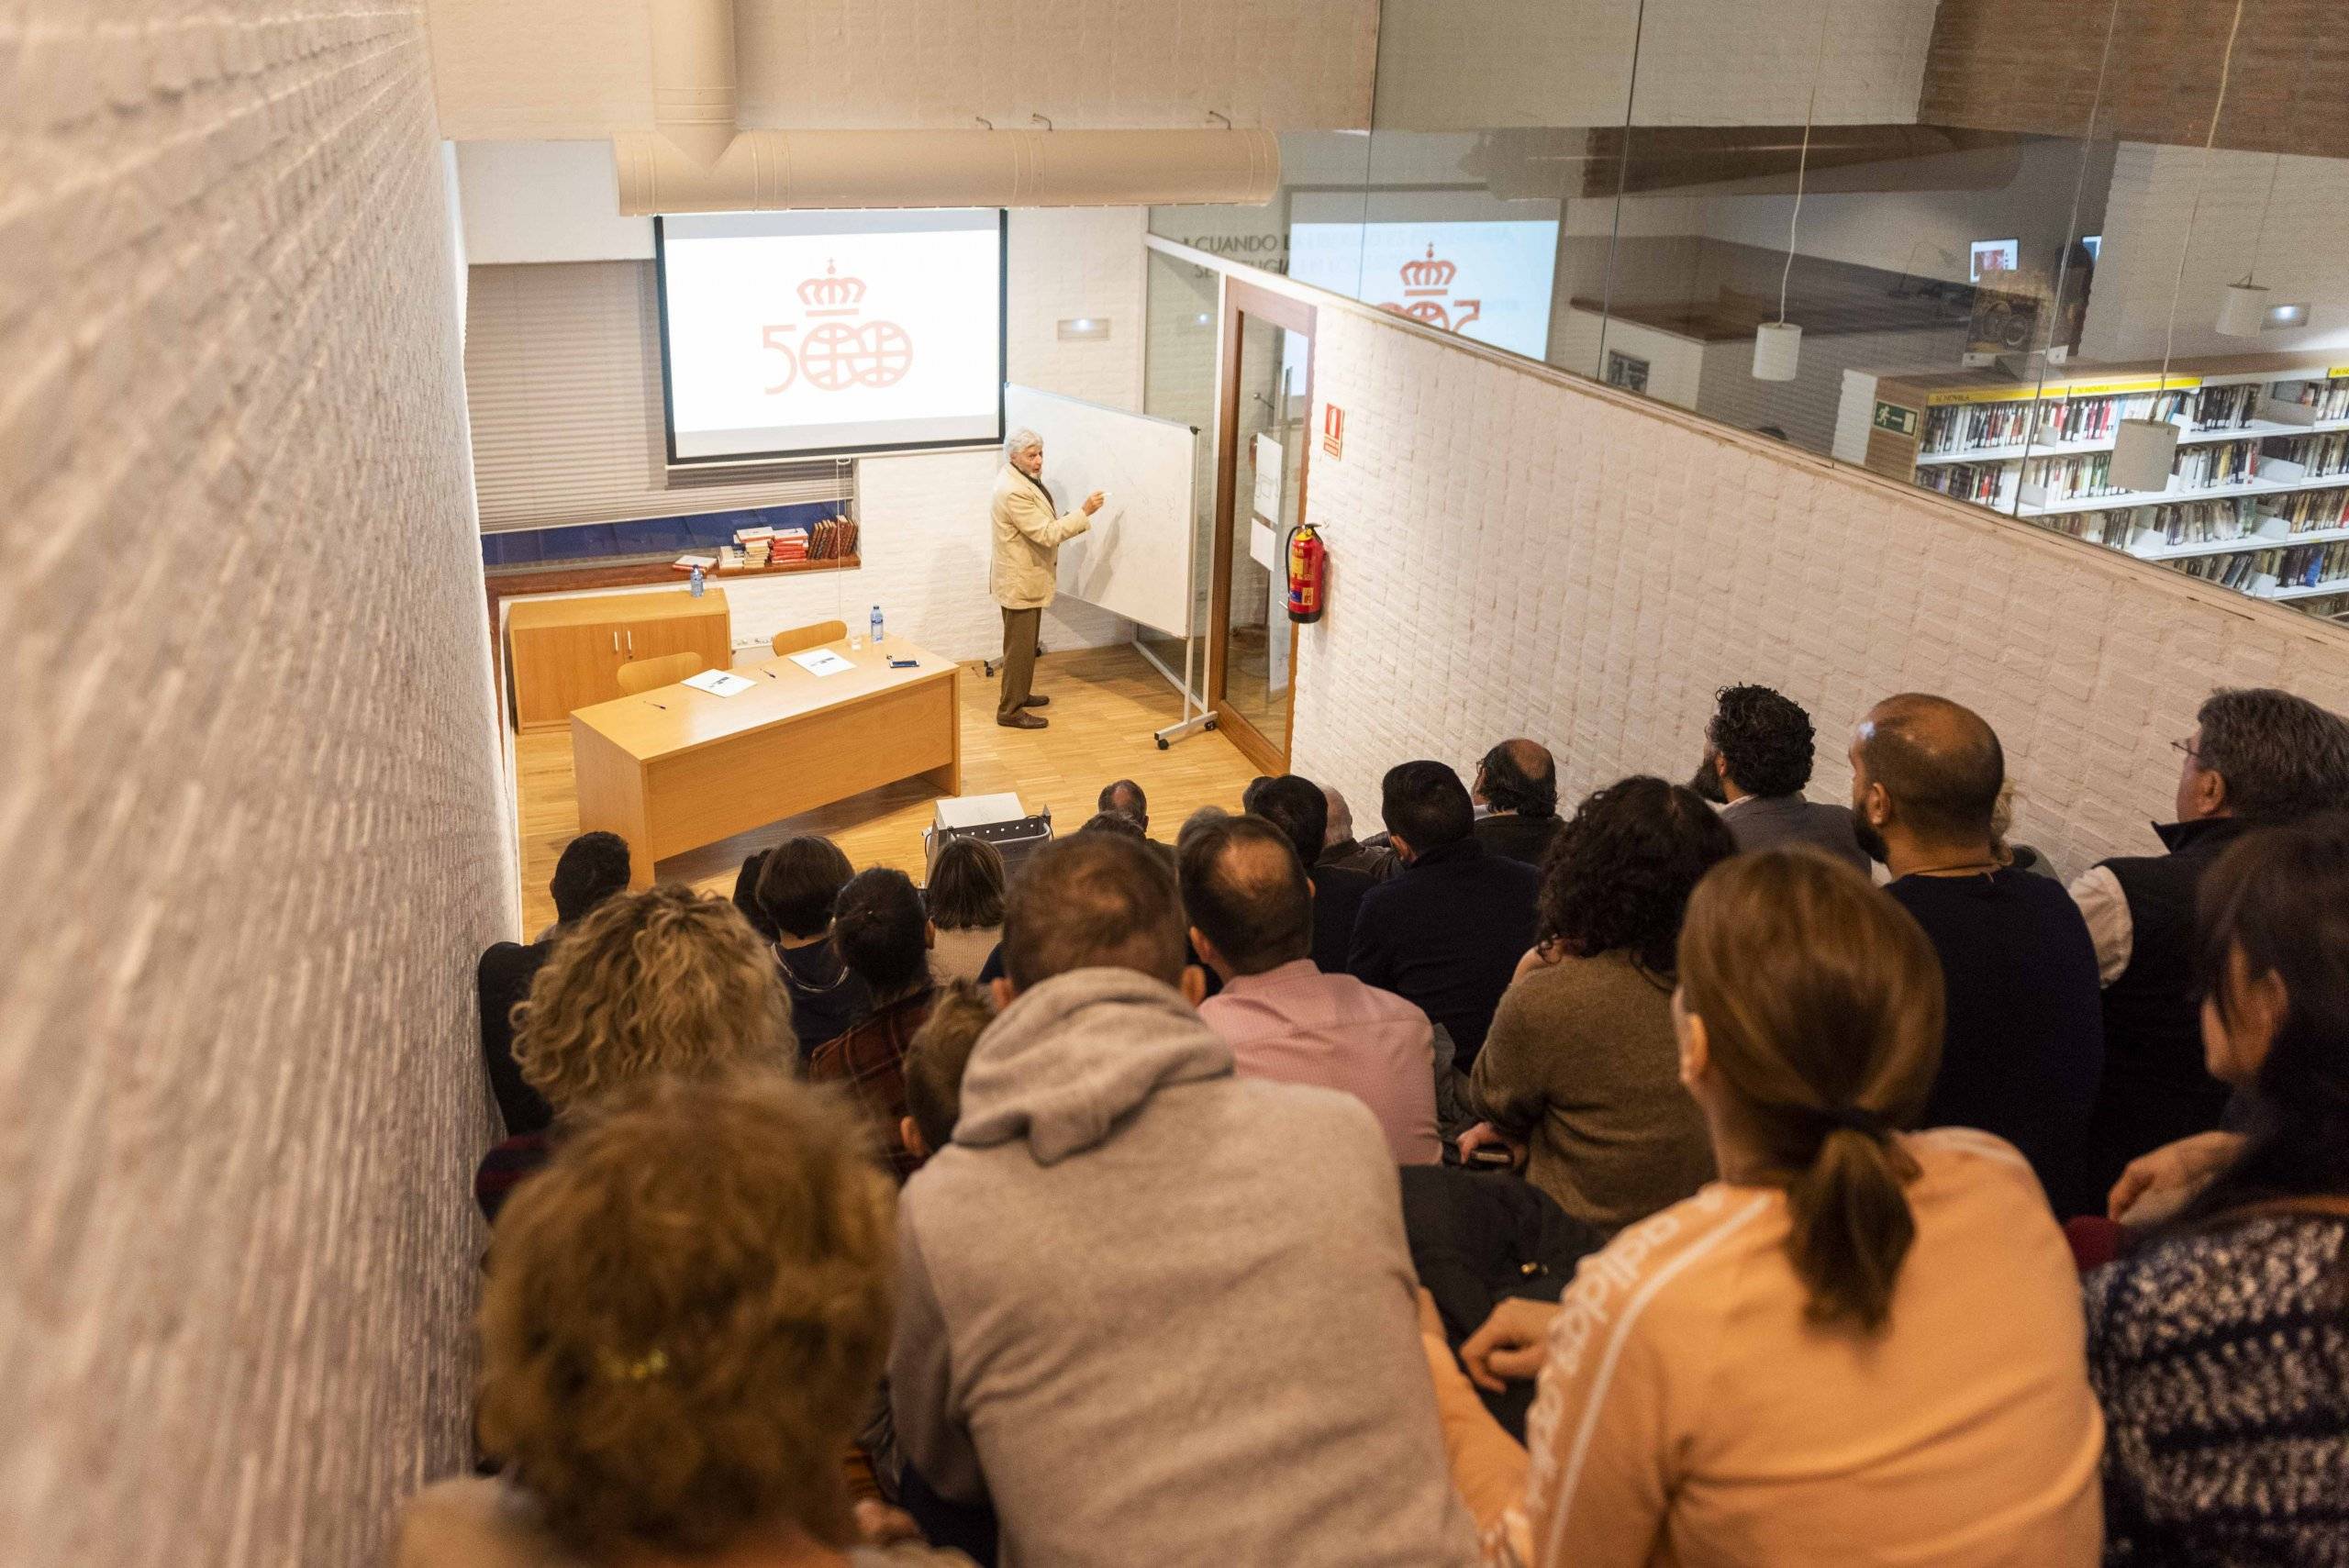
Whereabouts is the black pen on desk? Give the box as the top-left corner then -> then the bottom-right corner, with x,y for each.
646,700 -> 667,710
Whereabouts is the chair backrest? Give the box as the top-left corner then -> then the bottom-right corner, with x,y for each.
770,619 -> 848,657
616,650 -> 707,695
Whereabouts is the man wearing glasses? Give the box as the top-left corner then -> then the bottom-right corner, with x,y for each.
2070,688 -> 2349,1207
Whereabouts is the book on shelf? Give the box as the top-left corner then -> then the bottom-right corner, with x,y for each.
672,553 -> 718,573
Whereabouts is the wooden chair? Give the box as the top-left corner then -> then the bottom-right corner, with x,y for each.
771,618 -> 848,657
615,651 -> 707,695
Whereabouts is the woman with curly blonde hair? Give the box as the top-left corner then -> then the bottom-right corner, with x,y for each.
474,884 -> 795,1220
400,1076 -> 969,1567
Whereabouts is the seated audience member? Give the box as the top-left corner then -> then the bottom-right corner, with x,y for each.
1243,773 -> 1374,975
400,1077 -> 964,1568
1423,851 -> 2100,1564
897,980 -> 994,1164
759,835 -> 874,1055
732,849 -> 782,941
1182,814 -> 1440,1164
1989,779 -> 2060,880
1690,683 -> 1869,871
2086,815 -> 2349,1564
477,831 -> 630,1136
476,884 -> 796,1221
891,833 -> 1476,1567
1461,777 -> 1732,1233
868,979 -> 1002,1560
1398,1165 -> 1602,1442
1348,762 -> 1541,1068
1470,740 -> 1564,867
1076,809 -> 1147,840
923,836 -> 1006,985
1319,784 -> 1398,882
1097,778 -> 1150,835
810,869 -> 939,1183
1852,695 -> 2104,1215
2070,686 -> 2349,1201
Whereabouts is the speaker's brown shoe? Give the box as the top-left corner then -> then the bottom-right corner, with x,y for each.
997,710 -> 1048,729
1020,694 -> 1051,708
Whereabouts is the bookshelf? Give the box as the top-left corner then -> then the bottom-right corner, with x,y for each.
1844,351 -> 2349,620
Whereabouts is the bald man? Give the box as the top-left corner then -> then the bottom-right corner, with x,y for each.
1850,694 -> 2104,1216
1471,739 -> 1564,866
991,429 -> 1102,730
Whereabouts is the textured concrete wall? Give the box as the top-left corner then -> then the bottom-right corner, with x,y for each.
1294,304 -> 2349,882
1,5 -> 512,1566
428,0 -> 1378,139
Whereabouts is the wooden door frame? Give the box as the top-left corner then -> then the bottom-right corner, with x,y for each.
1208,277 -> 1316,774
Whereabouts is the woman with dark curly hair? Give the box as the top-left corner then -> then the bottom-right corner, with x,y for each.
1459,776 -> 1737,1233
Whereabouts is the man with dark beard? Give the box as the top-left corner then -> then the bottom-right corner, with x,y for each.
1849,693 -> 2105,1216
1688,684 -> 1867,871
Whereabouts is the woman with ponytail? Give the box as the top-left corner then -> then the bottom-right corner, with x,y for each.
2086,815 -> 2349,1567
1419,849 -> 2101,1565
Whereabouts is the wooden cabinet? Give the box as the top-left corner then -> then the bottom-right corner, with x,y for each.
507,588 -> 731,730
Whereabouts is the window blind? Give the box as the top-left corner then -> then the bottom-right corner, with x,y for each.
463,261 -> 852,532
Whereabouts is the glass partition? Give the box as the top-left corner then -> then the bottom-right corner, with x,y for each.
1140,248 -> 1222,706
1152,0 -> 2349,625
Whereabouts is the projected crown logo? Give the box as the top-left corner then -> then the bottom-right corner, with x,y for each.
1398,248 -> 1457,290
1378,243 -> 1481,334
761,259 -> 914,395
797,261 -> 868,310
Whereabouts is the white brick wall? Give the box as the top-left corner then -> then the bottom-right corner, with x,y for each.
1294,306 -> 2349,879
3,4 -> 509,1566
2080,141 -> 2349,364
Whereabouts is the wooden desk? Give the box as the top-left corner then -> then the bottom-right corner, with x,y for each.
571,639 -> 962,886
507,587 -> 732,730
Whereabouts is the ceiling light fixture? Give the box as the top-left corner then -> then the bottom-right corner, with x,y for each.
2218,152 -> 2286,336
1753,3 -> 1834,382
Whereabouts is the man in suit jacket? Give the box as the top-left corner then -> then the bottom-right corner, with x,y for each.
991,428 -> 1102,730
475,831 -> 631,1135
1691,683 -> 1868,872
1347,762 -> 1541,1070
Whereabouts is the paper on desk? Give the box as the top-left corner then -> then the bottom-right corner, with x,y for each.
681,669 -> 754,697
787,649 -> 854,677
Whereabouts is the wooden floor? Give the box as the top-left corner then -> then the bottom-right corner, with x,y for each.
513,643 -> 1263,933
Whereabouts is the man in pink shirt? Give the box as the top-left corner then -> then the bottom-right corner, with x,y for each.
1179,813 -> 1442,1164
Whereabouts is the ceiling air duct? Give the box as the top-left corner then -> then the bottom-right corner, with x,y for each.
613,0 -> 1280,214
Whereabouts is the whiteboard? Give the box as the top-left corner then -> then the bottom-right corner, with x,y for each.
1004,384 -> 1198,639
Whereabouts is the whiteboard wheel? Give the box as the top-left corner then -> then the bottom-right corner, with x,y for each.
1204,717 -> 1219,731
1157,737 -> 1170,751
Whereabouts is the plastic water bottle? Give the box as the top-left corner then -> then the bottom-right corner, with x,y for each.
689,565 -> 705,598
870,605 -> 885,645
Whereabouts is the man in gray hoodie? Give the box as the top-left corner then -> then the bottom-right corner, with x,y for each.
890,832 -> 1478,1568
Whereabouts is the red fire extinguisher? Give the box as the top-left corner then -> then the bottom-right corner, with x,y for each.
1285,522 -> 1326,623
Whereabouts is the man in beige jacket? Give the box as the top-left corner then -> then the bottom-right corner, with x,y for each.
991,428 -> 1102,729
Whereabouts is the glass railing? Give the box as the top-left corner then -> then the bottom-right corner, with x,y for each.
1151,1 -> 2349,626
